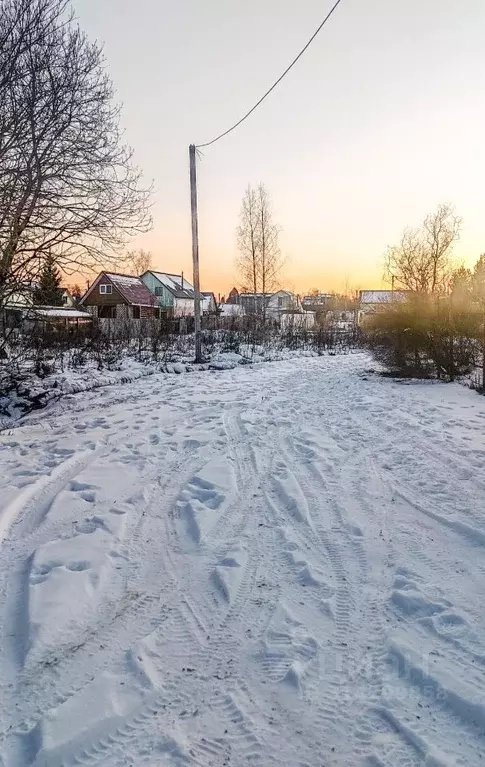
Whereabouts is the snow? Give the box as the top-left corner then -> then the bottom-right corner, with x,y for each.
105,273 -> 144,286
0,354 -> 485,766
219,303 -> 243,316
208,351 -> 243,370
0,346 -> 326,428
360,290 -> 408,303
150,272 -> 179,291
149,271 -> 195,295
32,308 -> 91,319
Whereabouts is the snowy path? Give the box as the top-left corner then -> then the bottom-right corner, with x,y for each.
1,354 -> 485,767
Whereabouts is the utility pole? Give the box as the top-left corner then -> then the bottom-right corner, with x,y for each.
189,144 -> 202,363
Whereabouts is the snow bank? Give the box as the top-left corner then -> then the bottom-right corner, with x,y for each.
1,346 -> 349,430
209,352 -> 243,370
0,359 -> 158,428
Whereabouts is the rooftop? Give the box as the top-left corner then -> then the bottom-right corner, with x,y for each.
32,307 -> 92,319
360,290 -> 409,304
104,273 -> 157,307
146,271 -> 195,300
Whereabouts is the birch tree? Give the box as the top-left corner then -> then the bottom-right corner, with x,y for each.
236,184 -> 282,311
236,186 -> 259,294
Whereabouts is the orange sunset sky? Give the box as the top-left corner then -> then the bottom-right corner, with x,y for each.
74,0 -> 485,296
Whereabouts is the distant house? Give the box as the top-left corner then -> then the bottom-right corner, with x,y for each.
79,272 -> 157,319
219,303 -> 244,318
235,290 -> 315,327
60,288 -> 75,307
1,281 -> 38,326
4,281 -> 38,310
141,271 -> 195,317
280,312 -> 316,330
324,309 -> 356,329
266,290 -> 302,315
301,294 -> 333,312
358,289 -> 409,325
238,293 -> 267,314
201,292 -> 217,314
267,291 -> 316,329
237,290 -> 303,317
226,287 -> 240,305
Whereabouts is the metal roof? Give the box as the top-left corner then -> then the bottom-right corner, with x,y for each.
146,271 -> 195,300
81,272 -> 157,307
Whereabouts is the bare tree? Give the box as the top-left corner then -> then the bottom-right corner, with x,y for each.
423,204 -> 462,293
384,204 -> 461,294
236,186 -> 259,294
236,183 -> 282,312
384,228 -> 431,293
256,184 -> 282,317
126,248 -> 152,276
70,283 -> 82,304
0,0 -> 151,312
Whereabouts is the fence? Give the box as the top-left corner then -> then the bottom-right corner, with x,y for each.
1,312 -> 361,379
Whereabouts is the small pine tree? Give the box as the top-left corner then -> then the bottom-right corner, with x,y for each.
34,254 -> 63,306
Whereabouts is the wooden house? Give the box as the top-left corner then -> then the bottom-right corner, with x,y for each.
79,272 -> 157,319
201,292 -> 217,314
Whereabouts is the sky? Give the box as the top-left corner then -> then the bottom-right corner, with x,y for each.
75,0 -> 485,296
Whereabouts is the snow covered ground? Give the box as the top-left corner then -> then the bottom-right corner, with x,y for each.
0,353 -> 484,766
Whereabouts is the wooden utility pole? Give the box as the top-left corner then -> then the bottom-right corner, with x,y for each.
189,144 -> 202,363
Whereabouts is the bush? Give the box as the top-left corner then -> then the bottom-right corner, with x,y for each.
364,295 -> 482,381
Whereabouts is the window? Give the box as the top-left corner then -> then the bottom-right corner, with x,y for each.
154,286 -> 164,297
98,305 -> 116,318
99,284 -> 112,295
132,306 -> 140,319
278,296 -> 284,308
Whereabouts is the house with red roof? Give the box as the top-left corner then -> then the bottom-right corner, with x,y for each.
79,272 -> 157,319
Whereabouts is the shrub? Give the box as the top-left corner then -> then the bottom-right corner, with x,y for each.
364,294 -> 481,381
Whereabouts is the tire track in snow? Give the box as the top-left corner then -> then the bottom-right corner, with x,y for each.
0,445 -> 206,749
262,370 -> 404,762
260,431 -> 358,749
338,394 -> 485,765
311,404 -> 408,764
347,395 -> 485,550
34,407 -> 272,767
185,409 -> 273,761
275,421 -> 397,763
156,408 -> 261,646
0,446 -> 101,544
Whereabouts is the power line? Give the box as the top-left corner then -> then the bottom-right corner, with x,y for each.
196,0 -> 344,149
